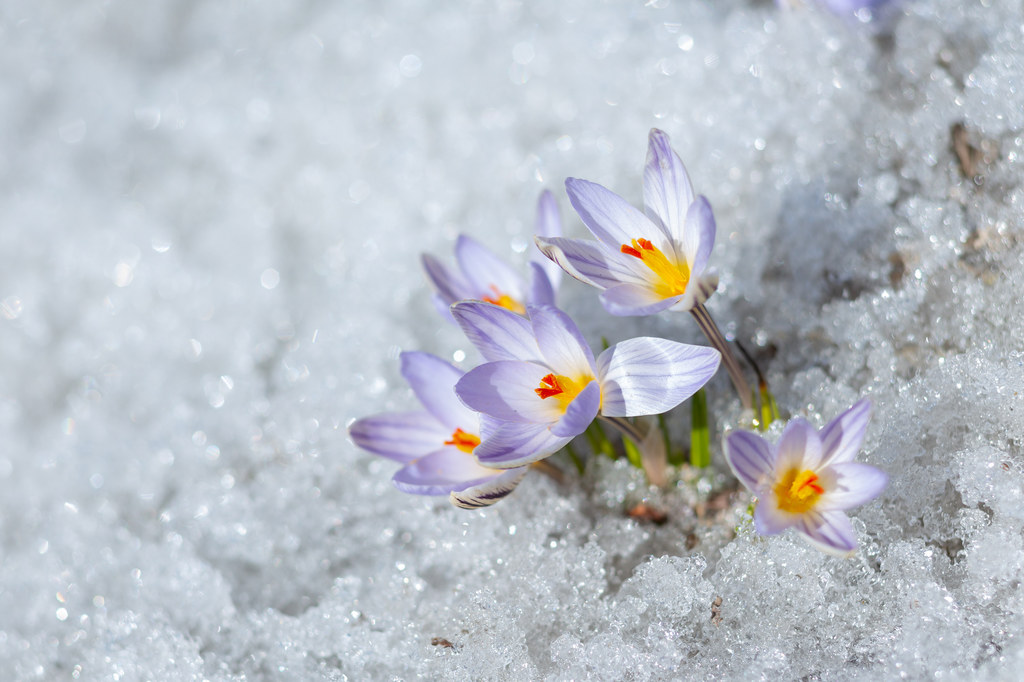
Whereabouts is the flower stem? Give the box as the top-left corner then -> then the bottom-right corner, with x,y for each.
600,415 -> 646,444
600,415 -> 668,486
690,302 -> 752,411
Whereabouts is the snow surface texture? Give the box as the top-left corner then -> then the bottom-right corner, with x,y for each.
2,0 -> 1023,679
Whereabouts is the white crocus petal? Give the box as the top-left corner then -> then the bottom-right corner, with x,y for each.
797,510 -> 858,557
549,380 -> 601,438
473,421 -> 572,469
392,448 -> 498,496
643,128 -> 695,242
600,282 -> 683,317
399,351 -> 476,432
455,361 -> 564,424
535,236 -> 650,289
724,429 -> 777,496
348,410 -> 450,463
775,418 -> 823,473
753,496 -> 801,535
527,262 -> 557,308
597,337 -> 720,417
422,253 -> 472,307
455,234 -> 526,303
529,304 -> 597,379
449,467 -> 529,509
816,462 -> 888,511
818,399 -> 872,468
532,189 -> 564,287
682,195 -> 716,276
450,300 -> 542,364
565,177 -> 664,251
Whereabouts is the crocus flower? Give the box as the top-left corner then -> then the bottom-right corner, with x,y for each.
348,351 -> 527,509
537,129 -> 718,316
422,190 -> 562,320
451,300 -> 721,468
724,400 -> 888,556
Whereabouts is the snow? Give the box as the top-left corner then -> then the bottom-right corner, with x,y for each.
2,0 -> 1024,679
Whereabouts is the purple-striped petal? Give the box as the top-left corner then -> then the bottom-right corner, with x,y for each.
776,418 -> 823,473
450,467 -> 529,509
474,421 -> 572,468
422,253 -> 472,308
391,447 -> 503,496
399,351 -> 475,431
818,399 -> 872,468
797,510 -> 859,557
451,301 -> 542,363
532,190 -> 564,288
456,360 -> 562,424
550,380 -> 601,438
565,177 -> 662,251
431,293 -> 457,323
535,236 -> 649,289
596,338 -> 720,417
455,235 -> 526,303
528,304 -> 597,378
683,196 -> 716,276
643,129 -> 695,243
754,496 -> 800,535
600,282 -> 682,317
527,262 -> 557,308
348,411 -> 449,463
724,429 -> 777,495
817,462 -> 888,511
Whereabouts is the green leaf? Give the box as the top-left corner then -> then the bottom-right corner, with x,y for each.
690,388 -> 711,468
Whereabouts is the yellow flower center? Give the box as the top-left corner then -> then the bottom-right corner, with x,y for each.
774,468 -> 825,514
482,285 -> 526,314
620,238 -> 690,297
534,373 -> 585,410
444,428 -> 481,454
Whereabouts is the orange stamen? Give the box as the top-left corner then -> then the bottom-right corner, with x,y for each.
482,285 -> 526,314
444,428 -> 481,454
774,469 -> 825,514
618,237 -> 690,298
534,373 -> 564,400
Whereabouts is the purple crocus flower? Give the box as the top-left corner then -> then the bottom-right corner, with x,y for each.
422,190 -> 562,320
348,351 -> 527,509
724,400 -> 888,556
537,129 -> 718,316
451,301 -> 721,468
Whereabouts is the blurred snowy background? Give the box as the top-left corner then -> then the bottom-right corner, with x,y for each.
2,0 -> 1024,679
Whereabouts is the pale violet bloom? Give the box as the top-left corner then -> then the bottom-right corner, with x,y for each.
423,190 -> 562,320
537,129 -> 718,316
724,400 -> 888,557
451,301 -> 721,468
348,351 -> 527,509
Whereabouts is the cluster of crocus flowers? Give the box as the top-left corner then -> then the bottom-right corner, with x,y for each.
724,400 -> 888,555
348,128 -> 888,558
